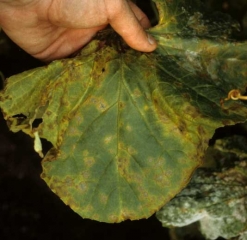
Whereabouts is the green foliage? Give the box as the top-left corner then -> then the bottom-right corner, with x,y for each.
1,0 -> 247,223
156,135 -> 247,239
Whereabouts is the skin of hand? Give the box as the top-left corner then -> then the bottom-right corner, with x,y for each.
0,0 -> 157,62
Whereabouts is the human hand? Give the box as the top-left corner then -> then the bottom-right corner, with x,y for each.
0,0 -> 157,62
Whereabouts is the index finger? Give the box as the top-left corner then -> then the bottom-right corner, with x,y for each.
106,0 -> 157,52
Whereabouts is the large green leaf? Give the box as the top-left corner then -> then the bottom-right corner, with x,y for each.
1,0 -> 247,222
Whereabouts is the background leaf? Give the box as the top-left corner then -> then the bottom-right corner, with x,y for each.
156,135 -> 247,240
1,0 -> 247,223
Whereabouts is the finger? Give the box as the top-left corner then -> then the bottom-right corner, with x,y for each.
106,0 -> 157,52
128,1 -> 151,29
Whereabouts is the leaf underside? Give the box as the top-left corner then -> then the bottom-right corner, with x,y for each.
1,0 -> 247,222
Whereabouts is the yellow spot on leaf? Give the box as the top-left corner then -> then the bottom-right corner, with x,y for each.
87,96 -> 108,112
83,150 -> 89,156
100,193 -> 108,205
127,146 -> 136,155
133,89 -> 142,97
144,105 -> 149,111
104,136 -> 113,144
74,114 -> 84,125
126,125 -> 132,132
79,183 -> 88,193
84,157 -> 95,167
68,126 -> 80,136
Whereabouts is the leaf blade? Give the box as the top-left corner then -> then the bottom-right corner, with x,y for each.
1,0 -> 247,223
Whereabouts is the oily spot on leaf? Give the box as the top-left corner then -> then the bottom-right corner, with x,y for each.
133,88 -> 142,98
121,210 -> 141,221
143,105 -> 150,112
60,97 -> 70,108
79,183 -> 88,193
183,105 -> 202,120
125,125 -> 133,132
72,113 -> 84,126
99,193 -> 109,205
67,126 -> 81,137
117,157 -> 130,177
127,146 -> 136,155
48,179 -> 70,198
97,102 -> 107,112
119,101 -> 125,109
177,120 -> 187,134
221,101 -> 247,120
151,96 -> 172,124
91,48 -> 116,84
66,198 -> 80,211
109,214 -> 120,223
84,204 -> 94,215
85,96 -> 109,112
197,125 -> 207,137
80,171 -> 91,181
126,173 -> 142,185
154,174 -> 170,187
174,81 -> 184,89
45,110 -> 52,117
182,92 -> 191,102
84,157 -> 96,168
147,157 -> 156,165
195,129 -> 210,160
83,150 -> 89,157
104,135 -> 114,145
157,111 -> 171,124
136,192 -> 158,213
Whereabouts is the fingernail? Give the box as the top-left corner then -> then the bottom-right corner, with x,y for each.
147,34 -> 155,45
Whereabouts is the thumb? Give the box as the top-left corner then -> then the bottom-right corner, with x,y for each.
107,0 -> 157,52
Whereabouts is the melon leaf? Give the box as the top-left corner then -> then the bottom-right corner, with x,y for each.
1,0 -> 247,222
